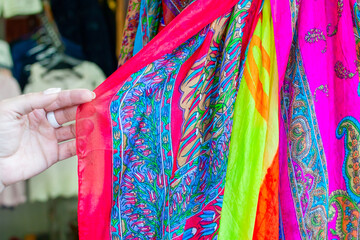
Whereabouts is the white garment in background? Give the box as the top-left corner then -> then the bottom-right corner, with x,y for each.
25,61 -> 105,93
25,61 -> 105,202
0,40 -> 13,69
0,0 -> 42,18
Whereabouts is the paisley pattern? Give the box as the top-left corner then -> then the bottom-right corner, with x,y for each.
326,0 -> 344,37
177,1 -> 248,169
334,61 -> 356,79
110,30 -> 208,239
109,0 -> 256,238
278,0 -> 360,238
288,0 -> 301,31
328,190 -> 360,239
353,2 -> 360,96
336,117 -> 360,203
328,117 -> 360,239
353,2 -> 360,36
280,40 -> 329,239
77,0 -> 360,239
313,85 -> 329,102
304,28 -> 327,53
304,0 -> 343,54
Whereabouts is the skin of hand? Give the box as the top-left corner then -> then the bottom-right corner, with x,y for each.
0,89 -> 95,188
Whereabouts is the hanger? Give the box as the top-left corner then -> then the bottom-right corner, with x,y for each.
38,1 -> 83,75
45,52 -> 82,71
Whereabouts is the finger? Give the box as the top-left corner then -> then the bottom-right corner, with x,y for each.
2,92 -> 59,116
58,140 -> 76,161
54,106 -> 77,125
55,124 -> 76,142
0,89 -> 95,116
45,89 -> 96,112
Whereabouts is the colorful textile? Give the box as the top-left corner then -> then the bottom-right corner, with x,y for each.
77,0 -> 360,239
77,0 -> 262,239
162,0 -> 195,26
111,0 -> 264,238
118,0 -> 141,66
132,0 -> 162,54
276,0 -> 360,238
118,0 -> 198,65
218,0 -> 279,238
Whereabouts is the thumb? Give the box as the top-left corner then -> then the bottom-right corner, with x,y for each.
1,88 -> 61,116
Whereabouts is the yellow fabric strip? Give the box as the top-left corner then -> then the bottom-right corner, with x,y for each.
218,0 -> 279,238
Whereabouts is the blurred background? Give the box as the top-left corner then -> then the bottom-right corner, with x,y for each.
0,0 -> 128,239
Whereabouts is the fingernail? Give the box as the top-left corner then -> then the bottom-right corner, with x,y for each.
44,88 -> 61,95
92,92 -> 96,99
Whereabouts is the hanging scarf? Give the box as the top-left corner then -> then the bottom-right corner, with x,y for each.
276,0 -> 360,238
77,0 -> 262,239
77,0 -> 360,238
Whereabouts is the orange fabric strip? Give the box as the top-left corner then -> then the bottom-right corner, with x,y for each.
253,149 -> 279,240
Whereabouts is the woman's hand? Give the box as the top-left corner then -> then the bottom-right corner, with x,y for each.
0,88 -> 95,189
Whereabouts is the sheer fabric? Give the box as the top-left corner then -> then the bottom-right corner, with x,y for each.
76,0 -> 360,239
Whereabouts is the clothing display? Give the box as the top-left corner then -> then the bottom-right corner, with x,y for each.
76,0 -> 360,239
0,0 -> 42,18
25,61 -> 105,94
0,40 -> 13,69
77,0 -> 262,238
0,0 -> 356,237
117,0 -> 141,66
28,157 -> 78,202
278,0 -> 360,238
0,0 -> 122,238
50,0 -> 117,76
11,37 -> 85,91
26,61 -> 105,202
219,1 -> 279,238
99,0 -> 118,66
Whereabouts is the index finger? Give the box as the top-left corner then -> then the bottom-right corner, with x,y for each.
45,89 -> 96,112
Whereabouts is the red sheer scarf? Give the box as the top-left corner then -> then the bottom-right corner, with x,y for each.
76,0 -> 244,239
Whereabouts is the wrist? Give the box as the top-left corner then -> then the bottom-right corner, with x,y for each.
0,182 -> 4,193
0,170 -> 5,193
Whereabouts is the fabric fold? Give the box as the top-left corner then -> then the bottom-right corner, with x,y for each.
219,0 -> 279,238
77,0 -> 261,239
